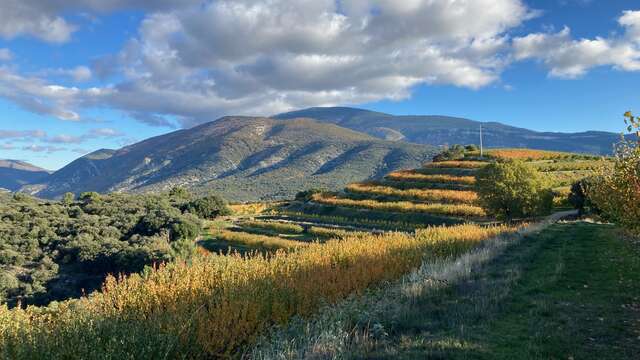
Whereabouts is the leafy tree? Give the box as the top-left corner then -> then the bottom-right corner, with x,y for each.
183,194 -> 231,219
476,160 -> 553,220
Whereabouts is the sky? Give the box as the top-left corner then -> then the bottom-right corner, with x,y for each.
0,0 -> 639,170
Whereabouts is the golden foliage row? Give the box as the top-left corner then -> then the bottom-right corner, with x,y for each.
423,160 -> 488,169
237,220 -> 304,234
386,170 -> 477,184
346,182 -> 478,204
0,223 -> 518,358
480,148 -> 581,160
209,228 -> 309,250
276,211 -> 427,231
311,193 -> 486,217
306,226 -> 368,239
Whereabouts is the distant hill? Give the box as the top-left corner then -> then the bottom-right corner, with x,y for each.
0,160 -> 50,191
275,107 -> 622,154
25,117 -> 437,201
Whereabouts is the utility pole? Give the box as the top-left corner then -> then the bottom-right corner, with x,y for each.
479,124 -> 483,158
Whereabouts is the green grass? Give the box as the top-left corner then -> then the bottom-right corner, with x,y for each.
349,222 -> 640,359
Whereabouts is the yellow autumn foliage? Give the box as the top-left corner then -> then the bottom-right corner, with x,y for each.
0,223 -> 518,359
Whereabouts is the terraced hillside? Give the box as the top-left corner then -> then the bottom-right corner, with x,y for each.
201,148 -> 606,257
2,148 -> 609,358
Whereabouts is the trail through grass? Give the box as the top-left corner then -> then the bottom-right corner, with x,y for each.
353,222 -> 640,359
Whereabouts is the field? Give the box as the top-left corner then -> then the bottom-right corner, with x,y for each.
0,149 -> 610,358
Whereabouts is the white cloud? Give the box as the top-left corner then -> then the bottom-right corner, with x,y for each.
0,49 -> 12,61
41,66 -> 93,82
85,0 -> 533,126
513,10 -> 640,78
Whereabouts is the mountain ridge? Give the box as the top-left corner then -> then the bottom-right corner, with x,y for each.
274,107 -> 622,154
24,116 -> 437,201
0,160 -> 51,191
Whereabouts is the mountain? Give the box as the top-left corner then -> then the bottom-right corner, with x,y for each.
274,107 -> 622,154
25,117 -> 436,201
0,160 -> 50,191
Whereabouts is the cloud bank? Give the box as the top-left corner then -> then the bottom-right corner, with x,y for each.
0,1 -> 638,129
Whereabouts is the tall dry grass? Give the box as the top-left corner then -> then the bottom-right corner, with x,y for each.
346,182 -> 478,204
423,161 -> 488,169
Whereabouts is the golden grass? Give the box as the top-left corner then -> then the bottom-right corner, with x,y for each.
0,223 -> 518,358
311,193 -> 486,218
346,182 -> 478,204
386,170 -> 476,184
209,229 -> 309,250
423,161 -> 488,169
237,220 -> 304,234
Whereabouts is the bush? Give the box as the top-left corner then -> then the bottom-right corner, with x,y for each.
183,194 -> 231,219
476,160 -> 553,220
587,141 -> 640,234
295,188 -> 325,202
432,144 -> 465,162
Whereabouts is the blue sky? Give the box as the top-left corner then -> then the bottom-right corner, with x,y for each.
0,0 -> 639,170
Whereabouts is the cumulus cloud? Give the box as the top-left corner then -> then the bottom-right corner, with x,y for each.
513,10 -> 640,78
88,0 -> 534,126
0,0 -> 539,128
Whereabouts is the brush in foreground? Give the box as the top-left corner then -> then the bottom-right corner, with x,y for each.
0,223 -> 518,359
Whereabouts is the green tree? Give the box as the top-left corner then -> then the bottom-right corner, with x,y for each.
476,160 -> 553,220
183,194 -> 231,219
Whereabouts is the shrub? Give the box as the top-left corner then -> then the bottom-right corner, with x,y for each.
587,141 -> 640,233
476,160 -> 553,220
295,189 -> 325,202
432,145 -> 465,162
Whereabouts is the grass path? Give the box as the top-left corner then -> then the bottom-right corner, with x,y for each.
355,222 -> 640,359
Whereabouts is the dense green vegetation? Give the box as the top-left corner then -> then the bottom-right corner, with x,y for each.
476,160 -> 553,220
0,190 -> 228,306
